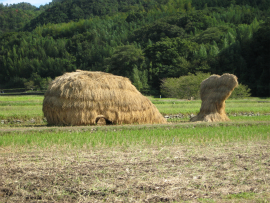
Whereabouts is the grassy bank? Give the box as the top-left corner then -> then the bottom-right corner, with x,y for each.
1,123 -> 269,150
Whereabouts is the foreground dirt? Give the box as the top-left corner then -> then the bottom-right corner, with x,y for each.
0,142 -> 270,202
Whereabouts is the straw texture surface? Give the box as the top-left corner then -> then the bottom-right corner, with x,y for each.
190,73 -> 238,122
43,70 -> 166,125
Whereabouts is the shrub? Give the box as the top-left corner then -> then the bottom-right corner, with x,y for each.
230,83 -> 251,98
24,73 -> 52,91
24,80 -> 36,90
160,72 -> 211,99
161,73 -> 251,99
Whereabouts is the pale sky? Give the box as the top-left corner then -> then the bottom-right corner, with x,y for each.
0,0 -> 52,7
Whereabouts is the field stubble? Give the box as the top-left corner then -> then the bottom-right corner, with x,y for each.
0,123 -> 270,202
0,142 -> 270,202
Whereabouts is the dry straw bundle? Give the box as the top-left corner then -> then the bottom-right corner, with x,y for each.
190,73 -> 238,122
43,70 -> 166,125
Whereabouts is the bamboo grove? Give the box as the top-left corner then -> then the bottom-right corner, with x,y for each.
0,0 -> 269,96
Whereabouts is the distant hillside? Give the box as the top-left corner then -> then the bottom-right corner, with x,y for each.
191,0 -> 270,10
7,2 -> 37,10
0,1 -> 61,34
22,0 -> 169,31
0,4 -> 40,34
0,0 -> 270,96
8,2 -> 54,12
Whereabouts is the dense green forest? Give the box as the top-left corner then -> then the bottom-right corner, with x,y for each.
0,2 -> 56,34
0,0 -> 269,96
0,3 -> 39,34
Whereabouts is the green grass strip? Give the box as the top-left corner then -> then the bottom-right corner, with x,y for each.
0,106 -> 43,120
0,95 -> 43,102
0,125 -> 269,149
229,115 -> 270,121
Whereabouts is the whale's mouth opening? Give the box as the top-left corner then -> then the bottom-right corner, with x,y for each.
95,115 -> 113,125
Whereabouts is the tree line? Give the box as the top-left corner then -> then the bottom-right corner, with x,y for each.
0,0 -> 269,96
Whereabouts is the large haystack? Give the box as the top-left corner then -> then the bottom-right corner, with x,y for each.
190,73 -> 238,122
43,70 -> 166,125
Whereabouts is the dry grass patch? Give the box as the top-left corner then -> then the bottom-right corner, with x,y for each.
1,142 -> 270,202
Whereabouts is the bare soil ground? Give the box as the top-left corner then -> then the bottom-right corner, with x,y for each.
1,141 -> 270,202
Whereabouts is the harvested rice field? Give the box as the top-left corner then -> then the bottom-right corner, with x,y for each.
0,95 -> 270,202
